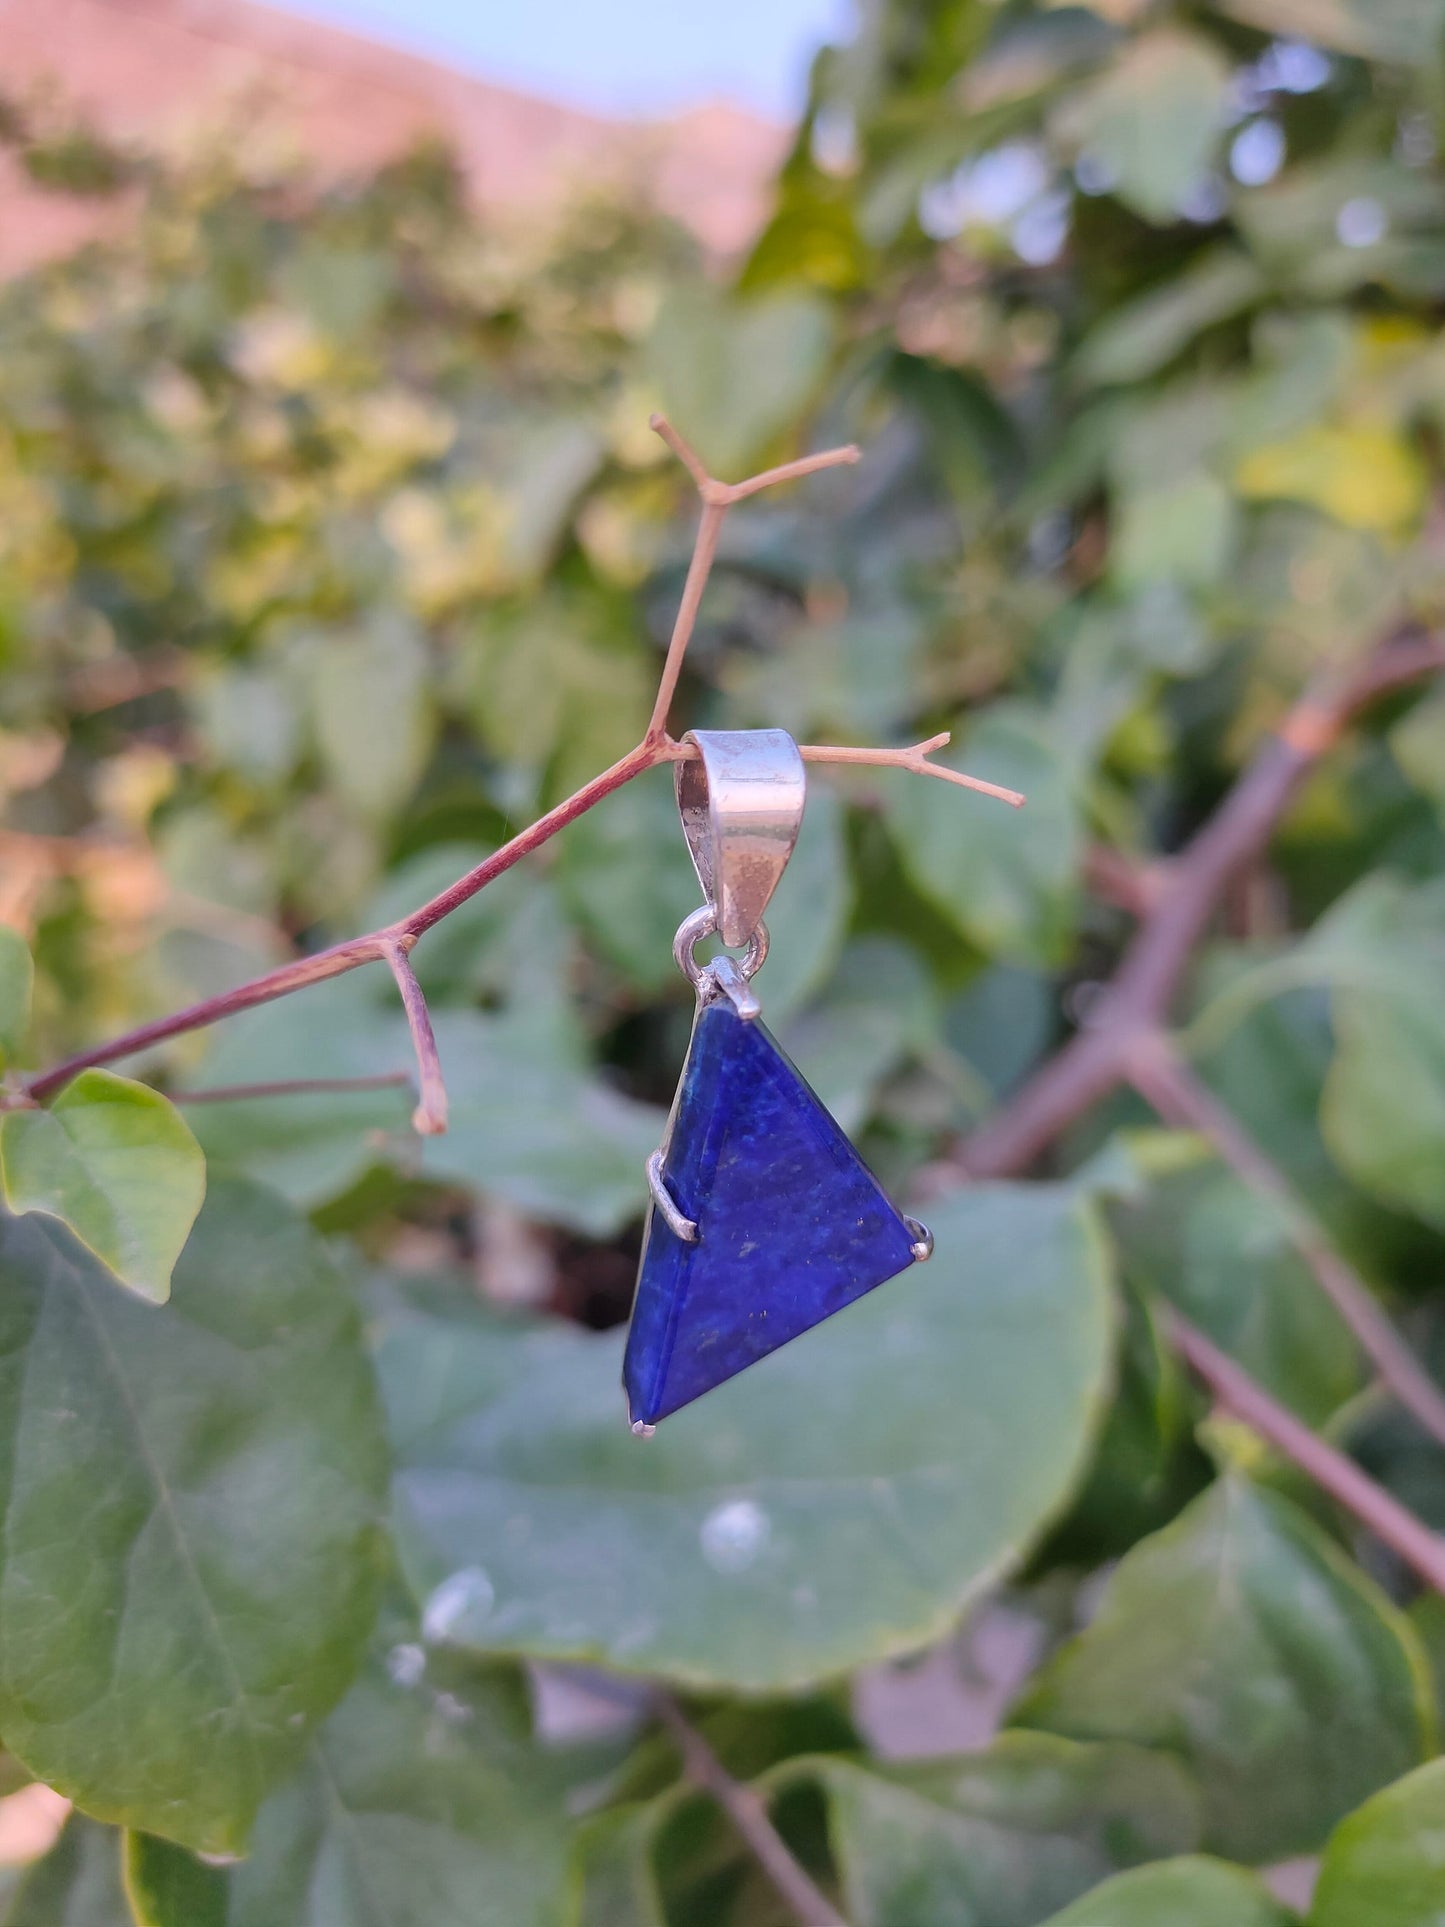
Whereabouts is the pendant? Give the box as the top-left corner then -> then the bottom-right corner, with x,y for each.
623,730 -> 932,1433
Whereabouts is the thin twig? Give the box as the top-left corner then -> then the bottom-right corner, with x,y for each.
384,939 -> 447,1135
170,1073 -> 412,1104
654,1697 -> 849,1927
18,418 -> 1014,1110
662,731 -> 1026,807
1126,1031 -> 1445,1452
1166,1310 -> 1445,1596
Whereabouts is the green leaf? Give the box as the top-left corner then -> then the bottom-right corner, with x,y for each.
1074,251 -> 1267,387
381,1181 -> 1113,1690
557,770 -> 702,994
3,1817 -> 130,1927
646,285 -> 833,478
1014,1478 -> 1434,1863
1038,1856 -> 1294,1927
783,1736 -> 1201,1927
0,1069 -> 206,1304
124,1833 -> 227,1927
1053,29 -> 1230,225
0,926 -> 33,1071
1309,877 -> 1445,1225
885,706 -> 1080,966
228,1653 -> 580,1927
422,1004 -> 666,1236
1214,0 -> 1445,64
1310,1757 -> 1445,1927
186,973 -> 413,1210
779,937 -> 934,1134
1117,1157 -> 1362,1426
454,590 -> 651,797
305,610 -> 434,820
575,1805 -> 670,1927
0,1180 -> 389,1853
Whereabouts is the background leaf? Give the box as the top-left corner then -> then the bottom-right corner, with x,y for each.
784,1736 -> 1202,1927
1310,1758 -> 1445,1927
0,927 -> 32,1070
1014,1478 -> 1433,1862
1037,1856 -> 1295,1926
0,1070 -> 205,1303
223,1651 -> 581,1927
885,710 -> 1080,966
2,1817 -> 129,1927
1053,29 -> 1229,225
646,287 -> 832,477
0,1181 -> 389,1852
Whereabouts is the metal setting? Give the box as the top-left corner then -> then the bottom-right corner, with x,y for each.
646,1149 -> 699,1243
904,1216 -> 935,1263
676,729 -> 807,948
629,1414 -> 656,1440
706,955 -> 761,1021
673,904 -> 768,1012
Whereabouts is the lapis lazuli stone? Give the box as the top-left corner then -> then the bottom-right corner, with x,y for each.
623,1000 -> 919,1426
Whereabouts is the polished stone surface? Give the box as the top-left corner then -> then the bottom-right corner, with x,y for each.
623,1000 -> 918,1426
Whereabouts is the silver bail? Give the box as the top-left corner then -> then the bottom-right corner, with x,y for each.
676,729 -> 807,948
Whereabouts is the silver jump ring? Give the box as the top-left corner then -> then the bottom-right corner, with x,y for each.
673,905 -> 769,991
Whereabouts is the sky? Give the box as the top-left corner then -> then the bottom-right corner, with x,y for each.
276,0 -> 855,119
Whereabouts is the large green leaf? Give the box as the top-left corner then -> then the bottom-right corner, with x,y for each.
1310,1757 -> 1445,1927
1052,29 -> 1230,225
381,1182 -> 1113,1689
781,1736 -> 1201,1927
0,1180 -> 389,1852
0,926 -> 32,1071
885,706 -> 1080,967
125,1653 -> 581,1927
1038,1856 -> 1294,1927
0,1069 -> 205,1303
1014,1478 -> 1433,1863
2,1816 -> 130,1927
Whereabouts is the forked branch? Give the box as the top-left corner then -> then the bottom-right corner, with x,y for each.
15,416 -> 1021,1115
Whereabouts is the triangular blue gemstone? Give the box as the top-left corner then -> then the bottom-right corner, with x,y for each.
623,1000 -> 918,1426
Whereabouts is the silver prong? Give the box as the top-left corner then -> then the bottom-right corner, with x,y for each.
705,955 -> 762,1020
905,1216 -> 934,1263
630,1417 -> 657,1439
646,1149 -> 699,1242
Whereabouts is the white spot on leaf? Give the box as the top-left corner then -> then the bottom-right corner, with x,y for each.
700,1498 -> 770,1573
422,1566 -> 495,1644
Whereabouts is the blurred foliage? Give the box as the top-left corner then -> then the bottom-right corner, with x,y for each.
6,0 -> 1445,1918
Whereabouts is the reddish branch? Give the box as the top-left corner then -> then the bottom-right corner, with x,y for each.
655,1696 -> 848,1927
944,624 -> 1445,1560
1167,1314 -> 1445,1596
1127,1034 -> 1445,1449
960,629 -> 1445,1181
